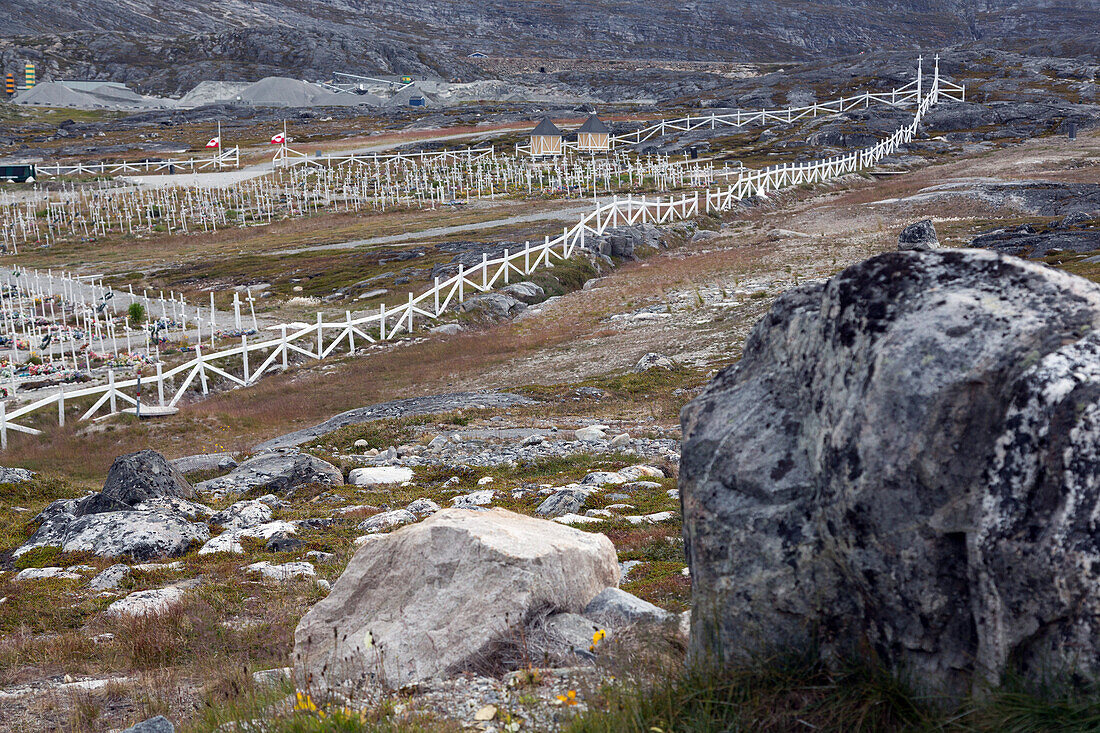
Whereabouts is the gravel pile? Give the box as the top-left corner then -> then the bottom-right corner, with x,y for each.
12,82 -> 169,110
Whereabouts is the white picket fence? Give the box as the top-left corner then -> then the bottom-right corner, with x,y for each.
0,68 -> 956,446
34,147 -> 241,179
518,56 -> 964,156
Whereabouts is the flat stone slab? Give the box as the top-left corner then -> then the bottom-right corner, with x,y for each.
348,466 -> 414,486
108,405 -> 179,419
254,392 -> 536,451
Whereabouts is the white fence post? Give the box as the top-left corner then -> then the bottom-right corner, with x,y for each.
156,362 -> 164,406
58,385 -> 65,427
242,335 -> 250,383
108,370 -> 117,414
1,401 -> 6,449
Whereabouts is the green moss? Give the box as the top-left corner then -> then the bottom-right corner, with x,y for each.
12,544 -> 63,569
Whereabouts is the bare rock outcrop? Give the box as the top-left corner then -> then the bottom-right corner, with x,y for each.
195,449 -> 343,497
16,449 -> 209,560
79,449 -> 194,515
293,508 -> 619,695
681,248 -> 1100,697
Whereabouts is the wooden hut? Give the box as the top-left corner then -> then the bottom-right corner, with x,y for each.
529,117 -> 563,157
576,114 -> 611,152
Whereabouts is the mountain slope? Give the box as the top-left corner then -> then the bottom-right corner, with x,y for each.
0,1 -> 1097,94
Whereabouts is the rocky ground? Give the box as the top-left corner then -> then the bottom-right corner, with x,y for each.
0,48 -> 1096,732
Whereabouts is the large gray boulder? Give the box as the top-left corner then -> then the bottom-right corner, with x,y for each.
16,510 -> 209,560
294,508 -> 618,694
79,449 -> 193,515
195,449 -> 343,497
681,249 -> 1100,697
15,449 -> 209,561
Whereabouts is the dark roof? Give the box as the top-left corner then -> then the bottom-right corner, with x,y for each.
576,114 -> 610,134
530,117 -> 562,137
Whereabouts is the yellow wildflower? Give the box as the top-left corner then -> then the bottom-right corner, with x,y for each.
556,690 -> 578,706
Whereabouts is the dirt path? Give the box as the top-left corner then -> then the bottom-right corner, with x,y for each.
121,128 -> 524,190
274,200 -> 603,255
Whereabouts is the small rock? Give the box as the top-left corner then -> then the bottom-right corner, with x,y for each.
348,466 -> 414,486
477,476 -> 494,486
358,509 -> 417,534
306,550 -> 336,563
209,500 -> 273,530
452,490 -> 495,508
536,488 -> 589,517
89,564 -> 132,591
609,433 -> 631,449
266,535 -> 306,553
14,566 -> 82,581
553,513 -> 604,525
474,705 -> 497,721
500,281 -> 545,302
121,716 -> 175,733
354,439 -> 369,449
898,219 -> 939,251
0,466 -> 35,483
585,587 -> 672,626
406,498 -> 441,517
246,561 -> 317,581
619,465 -> 665,480
197,520 -> 298,555
575,426 -> 609,442
620,481 -> 662,491
252,667 -> 291,688
107,587 -> 186,617
581,471 -> 626,487
633,353 -> 674,372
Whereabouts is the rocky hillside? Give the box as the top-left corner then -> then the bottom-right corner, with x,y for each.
0,1 -> 1098,94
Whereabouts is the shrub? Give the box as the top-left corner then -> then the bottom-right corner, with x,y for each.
128,301 -> 146,325
13,544 -> 62,569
